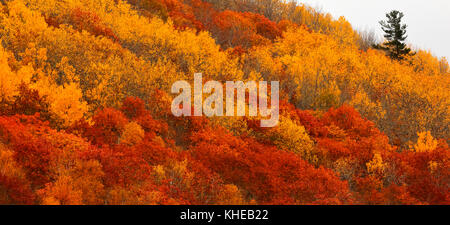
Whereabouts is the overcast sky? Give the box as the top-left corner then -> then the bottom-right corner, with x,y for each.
298,0 -> 450,59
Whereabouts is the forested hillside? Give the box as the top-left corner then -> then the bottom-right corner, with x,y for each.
0,0 -> 448,205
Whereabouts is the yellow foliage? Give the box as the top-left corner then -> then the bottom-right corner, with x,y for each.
428,161 -> 439,174
151,165 -> 166,184
0,143 -> 27,181
106,186 -> 134,205
349,90 -> 386,123
40,130 -> 105,204
33,79 -> 88,127
333,157 -> 356,180
0,42 -> 87,128
0,47 -> 33,102
439,57 -> 449,74
0,0 -> 447,149
120,121 -> 145,146
366,153 -> 387,177
409,50 -> 441,76
243,24 -> 449,147
271,116 -> 316,163
38,175 -> 84,205
216,184 -> 245,205
412,131 -> 438,153
0,0 -> 48,53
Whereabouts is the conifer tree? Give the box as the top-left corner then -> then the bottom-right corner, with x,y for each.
375,10 -> 413,60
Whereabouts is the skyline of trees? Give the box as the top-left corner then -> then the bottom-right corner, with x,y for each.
0,0 -> 448,205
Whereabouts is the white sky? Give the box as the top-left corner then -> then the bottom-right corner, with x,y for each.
298,0 -> 450,59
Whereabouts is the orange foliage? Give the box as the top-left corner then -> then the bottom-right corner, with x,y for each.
0,0 -> 448,205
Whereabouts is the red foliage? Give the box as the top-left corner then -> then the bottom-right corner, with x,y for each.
0,174 -> 35,204
70,8 -> 119,41
277,19 -> 298,32
210,10 -> 281,49
97,145 -> 153,187
385,143 -> 450,204
0,79 -> 446,205
126,0 -> 170,20
189,126 -> 353,204
322,105 -> 379,138
121,96 -> 169,137
121,96 -> 147,120
0,84 -> 51,123
0,115 -> 53,187
245,12 -> 282,41
279,100 -> 328,137
44,15 -> 61,28
88,108 -> 129,146
159,0 -> 205,31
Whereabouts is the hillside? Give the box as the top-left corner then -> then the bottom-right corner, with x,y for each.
0,0 -> 448,205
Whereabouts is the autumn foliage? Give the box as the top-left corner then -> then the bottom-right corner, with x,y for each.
0,0 -> 448,205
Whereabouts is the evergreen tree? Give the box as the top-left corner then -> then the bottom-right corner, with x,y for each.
375,10 -> 413,60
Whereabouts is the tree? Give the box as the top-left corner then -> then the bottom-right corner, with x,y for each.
439,57 -> 449,74
0,0 -> 448,206
375,10 -> 413,60
357,28 -> 378,51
